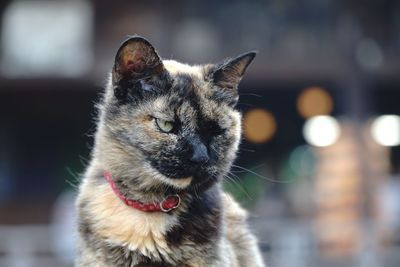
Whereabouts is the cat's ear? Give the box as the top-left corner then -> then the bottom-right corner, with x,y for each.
112,36 -> 166,98
211,51 -> 256,91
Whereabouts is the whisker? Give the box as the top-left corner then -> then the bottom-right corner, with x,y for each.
240,148 -> 256,153
231,164 -> 292,183
236,102 -> 256,108
239,93 -> 262,98
79,155 -> 90,166
65,167 -> 81,190
223,174 -> 252,200
230,163 -> 265,173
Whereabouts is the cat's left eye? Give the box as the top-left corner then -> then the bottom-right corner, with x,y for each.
155,118 -> 174,133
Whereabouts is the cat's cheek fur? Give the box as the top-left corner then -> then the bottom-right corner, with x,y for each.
227,111 -> 242,157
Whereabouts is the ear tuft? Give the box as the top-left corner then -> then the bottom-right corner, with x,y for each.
212,51 -> 257,90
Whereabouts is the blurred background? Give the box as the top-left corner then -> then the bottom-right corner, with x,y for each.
0,0 -> 400,266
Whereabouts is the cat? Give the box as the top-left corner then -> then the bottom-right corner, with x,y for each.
75,35 -> 265,267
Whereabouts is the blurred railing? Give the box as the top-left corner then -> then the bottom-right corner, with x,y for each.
0,225 -> 71,267
1,221 -> 400,267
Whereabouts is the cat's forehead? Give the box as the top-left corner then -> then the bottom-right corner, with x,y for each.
150,59 -> 238,126
163,60 -> 216,101
162,60 -> 211,110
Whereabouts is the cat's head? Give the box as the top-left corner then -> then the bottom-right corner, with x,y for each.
100,36 -> 255,194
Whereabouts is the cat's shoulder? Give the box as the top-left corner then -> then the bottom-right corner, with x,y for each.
221,192 -> 248,222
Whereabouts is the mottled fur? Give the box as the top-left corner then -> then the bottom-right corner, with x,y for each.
76,36 -> 265,267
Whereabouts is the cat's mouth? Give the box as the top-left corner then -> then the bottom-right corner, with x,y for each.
166,176 -> 193,188
153,168 -> 217,191
155,173 -> 216,193
150,160 -> 206,179
147,158 -> 217,189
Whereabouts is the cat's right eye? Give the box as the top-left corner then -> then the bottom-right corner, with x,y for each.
155,118 -> 174,133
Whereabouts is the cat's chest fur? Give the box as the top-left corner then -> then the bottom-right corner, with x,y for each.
77,177 -> 222,266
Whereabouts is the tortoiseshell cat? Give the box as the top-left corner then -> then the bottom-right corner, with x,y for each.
76,36 -> 265,267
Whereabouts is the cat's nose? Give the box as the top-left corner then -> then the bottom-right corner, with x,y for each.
189,137 -> 209,165
191,143 -> 209,164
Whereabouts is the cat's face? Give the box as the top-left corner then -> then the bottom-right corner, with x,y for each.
102,36 -> 255,192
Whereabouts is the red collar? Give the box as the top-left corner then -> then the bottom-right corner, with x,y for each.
103,171 -> 181,213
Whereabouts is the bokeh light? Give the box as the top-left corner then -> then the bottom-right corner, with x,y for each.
371,115 -> 400,147
297,87 -> 333,119
303,115 -> 341,147
1,0 -> 93,77
243,108 -> 277,144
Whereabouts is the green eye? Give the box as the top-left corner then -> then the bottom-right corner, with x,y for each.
155,118 -> 174,133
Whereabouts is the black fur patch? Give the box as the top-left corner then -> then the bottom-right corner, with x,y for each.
113,73 -> 172,105
166,186 -> 222,246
